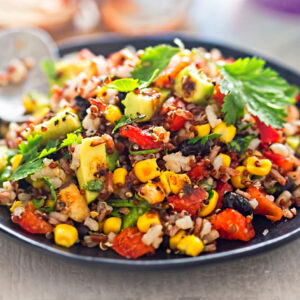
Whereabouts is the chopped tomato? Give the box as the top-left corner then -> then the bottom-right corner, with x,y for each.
213,84 -> 225,107
264,151 -> 294,172
89,97 -> 106,111
247,186 -> 283,222
188,160 -> 208,182
169,115 -> 187,131
167,186 -> 208,216
112,227 -> 154,258
12,202 -> 53,234
215,181 -> 233,209
212,208 -> 255,241
119,125 -> 162,150
155,56 -> 190,87
254,117 -> 280,144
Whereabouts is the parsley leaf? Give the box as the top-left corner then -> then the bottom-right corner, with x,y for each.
60,133 -> 82,148
187,133 -> 221,145
107,78 -> 139,92
38,139 -> 60,159
227,134 -> 255,155
83,180 -> 103,192
131,44 -> 179,82
112,114 -> 146,133
19,135 -> 42,163
11,159 -> 43,181
220,57 -> 297,128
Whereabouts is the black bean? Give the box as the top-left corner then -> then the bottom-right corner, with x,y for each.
74,222 -> 90,238
178,139 -> 213,156
74,96 -> 91,119
223,192 -> 252,216
274,176 -> 295,197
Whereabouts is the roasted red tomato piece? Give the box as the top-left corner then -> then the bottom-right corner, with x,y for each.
254,117 -> 280,144
213,83 -> 225,107
112,227 -> 154,258
212,208 -> 255,241
119,124 -> 162,150
247,186 -> 283,222
188,160 -> 208,182
12,202 -> 53,234
264,151 -> 294,172
167,186 -> 208,216
215,181 -> 233,209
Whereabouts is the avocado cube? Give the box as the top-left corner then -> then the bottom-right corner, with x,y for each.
122,89 -> 162,122
174,66 -> 214,104
76,137 -> 107,203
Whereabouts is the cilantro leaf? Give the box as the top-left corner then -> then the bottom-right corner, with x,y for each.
138,69 -> 159,89
43,177 -> 57,202
60,133 -> 82,148
112,114 -> 146,133
187,133 -> 221,145
131,44 -> 179,82
83,180 -> 103,192
107,78 -> 139,92
11,159 -> 43,181
227,134 -> 255,155
38,139 -> 59,159
41,60 -> 57,83
19,135 -> 42,162
220,57 -> 297,128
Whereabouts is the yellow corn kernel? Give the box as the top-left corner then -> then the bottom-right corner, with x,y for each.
198,190 -> 219,217
218,153 -> 231,167
177,235 -> 204,257
195,124 -> 211,137
90,211 -> 99,219
246,157 -> 272,176
113,168 -> 128,186
138,182 -> 165,205
104,105 -> 122,124
11,154 -> 23,171
134,159 -> 160,183
103,217 -> 122,234
97,86 -> 107,98
22,95 -> 36,113
231,166 -> 249,189
10,201 -> 23,213
137,212 -> 161,233
168,173 -> 191,194
213,121 -> 236,143
159,171 -> 172,194
169,230 -> 186,249
54,224 -> 78,248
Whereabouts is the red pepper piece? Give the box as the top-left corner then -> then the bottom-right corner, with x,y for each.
264,151 -> 294,172
247,186 -> 283,222
254,117 -> 280,144
212,208 -> 255,241
119,125 -> 162,150
12,202 -> 53,234
188,160 -> 208,182
213,84 -> 225,107
167,186 -> 208,216
113,227 -> 154,258
215,181 -> 233,209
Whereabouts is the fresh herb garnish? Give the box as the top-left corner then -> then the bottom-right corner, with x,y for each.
122,206 -> 146,229
41,60 -> 57,84
106,148 -> 119,171
199,181 -> 214,200
0,166 -> 12,187
83,180 -> 103,192
187,133 -> 221,145
129,146 -> 160,155
220,57 -> 297,128
32,197 -> 46,209
227,134 -> 255,155
131,44 -> 179,82
11,133 -> 82,181
112,114 -> 146,133
107,78 -> 139,92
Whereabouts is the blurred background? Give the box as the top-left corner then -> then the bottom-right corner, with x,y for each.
0,0 -> 300,69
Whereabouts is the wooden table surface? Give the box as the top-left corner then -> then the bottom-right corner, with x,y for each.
1,0 -> 300,299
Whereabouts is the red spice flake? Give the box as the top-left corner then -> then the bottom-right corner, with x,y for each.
80,189 -> 86,195
49,162 -> 58,169
41,126 -> 48,132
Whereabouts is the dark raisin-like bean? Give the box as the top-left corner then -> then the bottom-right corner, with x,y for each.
74,95 -> 91,119
178,139 -> 213,156
223,192 -> 252,216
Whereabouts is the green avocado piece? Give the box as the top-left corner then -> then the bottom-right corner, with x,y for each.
174,66 -> 214,104
122,89 -> 163,122
26,108 -> 81,144
76,137 -> 107,203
